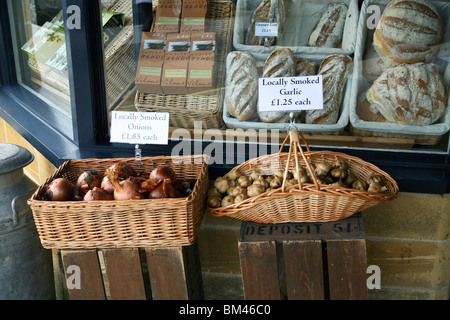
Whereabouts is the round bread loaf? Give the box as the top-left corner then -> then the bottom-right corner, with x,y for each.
225,51 -> 259,121
308,2 -> 348,48
373,0 -> 444,67
366,63 -> 448,126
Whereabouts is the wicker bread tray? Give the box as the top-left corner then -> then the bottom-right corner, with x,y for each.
134,0 -> 235,129
349,0 -> 450,145
28,1 -> 136,110
233,0 -> 359,61
28,155 -> 209,249
208,129 -> 399,224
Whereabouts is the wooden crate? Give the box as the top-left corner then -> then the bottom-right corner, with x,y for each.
238,213 -> 368,300
53,241 -> 203,300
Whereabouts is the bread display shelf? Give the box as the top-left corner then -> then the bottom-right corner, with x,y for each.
233,0 -> 359,61
135,0 -> 235,130
223,53 -> 354,135
349,0 -> 450,145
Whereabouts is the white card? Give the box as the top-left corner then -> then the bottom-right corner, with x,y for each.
258,75 -> 324,112
110,111 -> 169,145
255,22 -> 279,37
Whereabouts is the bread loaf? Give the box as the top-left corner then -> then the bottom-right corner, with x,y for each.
305,54 -> 352,124
373,0 -> 444,67
296,58 -> 318,77
363,44 -> 390,82
258,48 -> 296,123
225,51 -> 259,122
308,2 -> 348,48
356,94 -> 386,122
246,0 -> 290,47
366,62 -> 448,126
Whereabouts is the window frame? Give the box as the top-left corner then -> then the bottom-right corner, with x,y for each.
0,0 -> 449,194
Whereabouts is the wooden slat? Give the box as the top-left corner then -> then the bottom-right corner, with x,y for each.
326,239 -> 368,300
145,246 -> 191,300
60,250 -> 106,300
239,241 -> 281,300
102,248 -> 147,300
283,240 -> 324,300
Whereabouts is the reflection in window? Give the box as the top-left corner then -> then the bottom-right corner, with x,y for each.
8,0 -> 71,117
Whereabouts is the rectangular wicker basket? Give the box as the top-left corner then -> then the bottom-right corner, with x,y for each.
28,155 -> 209,249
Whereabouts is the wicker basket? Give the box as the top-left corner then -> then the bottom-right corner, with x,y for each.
134,0 -> 235,129
28,155 -> 209,249
208,129 -> 399,224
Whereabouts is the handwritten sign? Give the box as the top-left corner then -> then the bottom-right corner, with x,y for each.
110,111 -> 169,145
255,22 -> 279,37
258,75 -> 324,112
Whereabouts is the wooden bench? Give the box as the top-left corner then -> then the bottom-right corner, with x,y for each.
238,213 -> 368,300
52,241 -> 204,300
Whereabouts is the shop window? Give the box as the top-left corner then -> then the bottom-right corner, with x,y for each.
7,0 -> 71,117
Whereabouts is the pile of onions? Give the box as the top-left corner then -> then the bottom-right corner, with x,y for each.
43,162 -> 195,202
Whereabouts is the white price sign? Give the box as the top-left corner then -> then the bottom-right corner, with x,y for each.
258,75 -> 324,112
110,111 -> 169,145
255,22 -> 279,37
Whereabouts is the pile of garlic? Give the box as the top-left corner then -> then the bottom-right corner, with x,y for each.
207,158 -> 388,209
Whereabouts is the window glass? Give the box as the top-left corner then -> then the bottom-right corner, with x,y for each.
7,0 -> 71,117
104,0 -> 450,156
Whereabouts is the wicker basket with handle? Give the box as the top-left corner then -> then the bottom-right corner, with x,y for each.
208,129 -> 399,223
28,154 -> 209,249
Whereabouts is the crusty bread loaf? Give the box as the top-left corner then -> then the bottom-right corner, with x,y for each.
308,2 -> 348,48
258,48 -> 296,123
225,51 -> 259,122
366,62 -> 448,126
246,0 -> 290,47
373,0 -> 444,67
363,43 -> 390,82
305,54 -> 352,124
356,94 -> 386,122
296,58 -> 318,77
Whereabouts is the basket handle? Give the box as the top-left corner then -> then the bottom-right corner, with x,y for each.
279,129 -> 320,192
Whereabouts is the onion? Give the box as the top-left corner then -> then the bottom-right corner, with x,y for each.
149,180 -> 176,199
106,162 -> 136,181
77,170 -> 102,195
112,179 -> 144,201
45,178 -> 75,201
83,187 -> 113,201
149,166 -> 177,185
101,176 -> 115,194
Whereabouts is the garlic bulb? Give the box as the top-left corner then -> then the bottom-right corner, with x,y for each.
221,195 -> 235,207
368,182 -> 387,193
237,176 -> 252,188
214,177 -> 230,194
227,186 -> 237,197
270,176 -> 282,188
352,180 -> 368,191
314,161 -> 331,177
333,158 -> 349,170
207,197 -> 222,208
292,167 -> 306,180
368,174 -> 383,185
234,194 -> 248,204
247,184 -> 266,197
249,169 -> 262,182
226,170 -> 241,181
207,188 -> 223,199
253,177 -> 269,189
231,186 -> 247,198
330,167 -> 348,181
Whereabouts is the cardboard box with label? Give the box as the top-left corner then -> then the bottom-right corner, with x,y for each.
180,0 -> 208,32
154,0 -> 182,33
187,32 -> 216,95
161,33 -> 191,95
135,32 -> 167,94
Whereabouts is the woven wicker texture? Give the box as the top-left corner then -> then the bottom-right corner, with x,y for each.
209,130 -> 399,223
134,0 -> 235,129
28,155 -> 209,249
